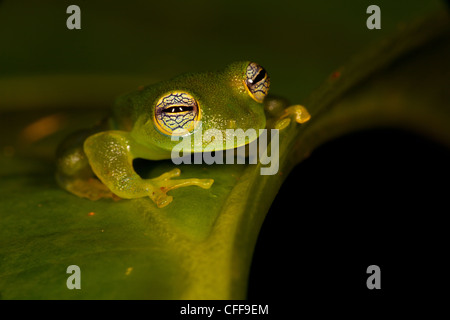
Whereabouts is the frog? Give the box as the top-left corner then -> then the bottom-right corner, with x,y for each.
56,61 -> 310,208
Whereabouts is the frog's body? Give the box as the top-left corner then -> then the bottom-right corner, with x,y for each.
56,61 -> 310,208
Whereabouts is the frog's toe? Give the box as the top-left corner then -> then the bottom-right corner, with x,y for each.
154,177 -> 214,192
157,168 -> 181,180
196,178 -> 214,189
286,105 -> 311,124
274,117 -> 291,130
152,193 -> 173,208
166,178 -> 214,190
275,105 -> 311,130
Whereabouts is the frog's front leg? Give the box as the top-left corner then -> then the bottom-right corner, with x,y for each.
84,131 -> 213,208
264,96 -> 311,130
56,124 -> 118,201
146,168 -> 216,207
274,105 -> 311,129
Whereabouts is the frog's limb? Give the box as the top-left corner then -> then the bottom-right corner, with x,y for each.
148,168 -> 213,207
263,96 -> 311,130
56,124 -> 117,200
84,131 -> 213,208
274,105 -> 311,130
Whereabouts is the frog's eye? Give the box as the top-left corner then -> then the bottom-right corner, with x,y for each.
244,62 -> 270,103
154,92 -> 201,136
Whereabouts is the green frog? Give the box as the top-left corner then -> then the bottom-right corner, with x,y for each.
56,61 -> 310,208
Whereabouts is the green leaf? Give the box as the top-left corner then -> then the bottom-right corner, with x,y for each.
1,11 -> 449,299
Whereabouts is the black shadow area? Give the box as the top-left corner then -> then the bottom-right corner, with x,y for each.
248,128 -> 450,303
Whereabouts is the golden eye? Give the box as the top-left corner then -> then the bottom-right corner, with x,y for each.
154,91 -> 201,136
244,62 -> 270,103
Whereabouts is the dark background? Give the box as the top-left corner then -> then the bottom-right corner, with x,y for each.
1,1 -> 444,109
249,128 -> 449,303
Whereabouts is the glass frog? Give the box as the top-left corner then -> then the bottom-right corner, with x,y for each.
56,61 -> 310,208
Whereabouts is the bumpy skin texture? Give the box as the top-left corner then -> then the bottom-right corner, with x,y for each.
55,61 -> 310,208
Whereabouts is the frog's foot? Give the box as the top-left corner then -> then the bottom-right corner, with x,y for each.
148,168 -> 214,208
62,177 -> 120,201
274,105 -> 311,130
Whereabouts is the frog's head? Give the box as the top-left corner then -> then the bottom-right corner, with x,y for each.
129,61 -> 270,153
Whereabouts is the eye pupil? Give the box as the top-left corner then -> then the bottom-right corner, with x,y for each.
253,69 -> 266,84
162,106 -> 194,114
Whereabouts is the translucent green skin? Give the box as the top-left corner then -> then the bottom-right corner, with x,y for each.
111,60 -> 266,158
56,61 -> 270,208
